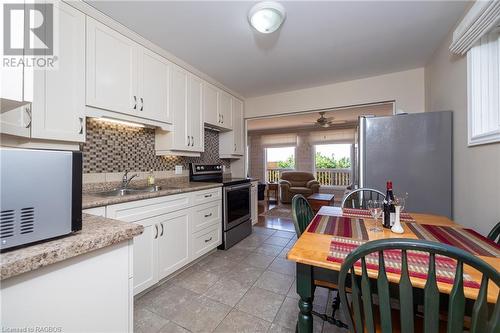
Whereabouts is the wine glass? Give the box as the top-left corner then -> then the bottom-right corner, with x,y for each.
367,200 -> 383,232
394,193 -> 408,212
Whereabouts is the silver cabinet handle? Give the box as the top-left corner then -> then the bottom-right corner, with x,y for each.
221,114 -> 224,123
204,237 -> 212,243
133,96 -> 137,110
140,97 -> 143,111
234,144 -> 236,152
218,114 -> 222,123
79,117 -> 84,134
154,224 -> 158,239
24,106 -> 32,128
191,136 -> 194,146
204,194 -> 212,198
204,213 -> 212,218
160,223 -> 164,237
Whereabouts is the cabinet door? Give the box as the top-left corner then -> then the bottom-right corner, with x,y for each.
157,210 -> 190,279
138,49 -> 170,123
232,98 -> 244,155
31,1 -> 85,142
251,182 -> 258,225
86,17 -> 138,115
170,65 -> 189,149
0,65 -> 27,138
133,224 -> 158,295
217,91 -> 232,130
188,75 -> 204,152
203,82 -> 218,126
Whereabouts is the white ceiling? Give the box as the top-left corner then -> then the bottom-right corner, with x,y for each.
247,103 -> 393,131
87,1 -> 468,98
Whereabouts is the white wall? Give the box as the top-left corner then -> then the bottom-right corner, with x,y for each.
245,68 -> 425,118
425,32 -> 500,236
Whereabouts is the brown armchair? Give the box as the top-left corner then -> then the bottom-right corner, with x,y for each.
279,171 -> 320,203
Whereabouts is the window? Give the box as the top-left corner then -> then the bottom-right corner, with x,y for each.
450,1 -> 500,146
265,146 -> 295,182
467,29 -> 500,146
314,144 -> 352,187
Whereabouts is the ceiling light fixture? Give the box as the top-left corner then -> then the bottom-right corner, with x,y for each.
248,1 -> 286,34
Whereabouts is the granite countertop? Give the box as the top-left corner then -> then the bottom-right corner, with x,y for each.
82,182 -> 222,209
0,214 -> 143,280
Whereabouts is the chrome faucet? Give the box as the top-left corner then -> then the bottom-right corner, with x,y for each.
121,170 -> 138,189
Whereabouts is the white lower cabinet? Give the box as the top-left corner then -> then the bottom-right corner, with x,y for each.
157,210 -> 190,279
132,223 -> 158,294
105,188 -> 222,295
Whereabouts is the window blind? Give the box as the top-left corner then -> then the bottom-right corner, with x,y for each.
260,133 -> 298,147
450,0 -> 500,55
309,129 -> 355,144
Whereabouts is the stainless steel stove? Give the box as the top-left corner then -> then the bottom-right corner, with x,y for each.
189,163 -> 252,249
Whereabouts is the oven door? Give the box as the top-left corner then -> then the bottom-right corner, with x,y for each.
224,183 -> 251,230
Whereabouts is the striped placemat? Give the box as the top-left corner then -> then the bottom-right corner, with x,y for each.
407,223 -> 500,257
308,215 -> 369,240
327,237 -> 480,288
342,208 -> 415,222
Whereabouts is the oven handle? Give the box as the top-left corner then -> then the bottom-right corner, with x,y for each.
224,183 -> 251,192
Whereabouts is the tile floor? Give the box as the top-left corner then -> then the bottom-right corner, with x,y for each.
134,226 -> 348,333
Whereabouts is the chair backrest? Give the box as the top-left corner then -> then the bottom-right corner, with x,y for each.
341,188 -> 385,209
487,221 -> 500,245
338,238 -> 500,333
291,194 -> 314,237
281,171 -> 315,187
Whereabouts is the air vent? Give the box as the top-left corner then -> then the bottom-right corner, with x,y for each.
20,207 -> 35,234
0,210 -> 15,239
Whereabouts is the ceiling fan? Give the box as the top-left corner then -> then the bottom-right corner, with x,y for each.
308,112 -> 347,128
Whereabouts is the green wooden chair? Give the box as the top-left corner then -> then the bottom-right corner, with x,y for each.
338,238 -> 500,333
487,221 -> 500,245
291,194 -> 348,328
291,194 -> 314,237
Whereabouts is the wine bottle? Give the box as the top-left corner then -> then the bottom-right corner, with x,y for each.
383,181 -> 395,228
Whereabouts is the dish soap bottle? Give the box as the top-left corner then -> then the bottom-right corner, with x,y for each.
147,169 -> 155,186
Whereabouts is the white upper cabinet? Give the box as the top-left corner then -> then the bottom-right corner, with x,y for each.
203,82 -> 219,126
203,83 -> 233,131
171,65 -> 189,149
137,49 -> 171,123
1,0 -> 85,142
155,68 -> 204,156
31,1 -> 86,142
188,75 -> 204,152
86,17 -> 138,116
217,91 -> 233,130
219,97 -> 244,158
86,17 -> 172,126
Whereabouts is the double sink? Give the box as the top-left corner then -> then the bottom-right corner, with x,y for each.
94,185 -> 180,197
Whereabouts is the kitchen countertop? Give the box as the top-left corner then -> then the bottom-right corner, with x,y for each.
0,214 -> 143,280
82,182 -> 222,209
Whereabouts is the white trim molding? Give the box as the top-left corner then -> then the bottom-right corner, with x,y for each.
467,29 -> 500,146
450,0 -> 500,55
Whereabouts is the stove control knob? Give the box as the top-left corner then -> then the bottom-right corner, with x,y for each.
201,166 -> 205,170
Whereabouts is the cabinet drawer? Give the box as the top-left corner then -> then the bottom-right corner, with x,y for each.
191,187 -> 221,205
191,201 -> 221,233
106,193 -> 190,222
191,224 -> 221,260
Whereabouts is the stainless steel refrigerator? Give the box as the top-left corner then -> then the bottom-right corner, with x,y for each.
356,111 -> 452,218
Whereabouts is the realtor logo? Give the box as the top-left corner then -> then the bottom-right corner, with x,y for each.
3,3 -> 53,56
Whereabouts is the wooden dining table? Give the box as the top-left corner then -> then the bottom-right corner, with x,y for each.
286,206 -> 500,333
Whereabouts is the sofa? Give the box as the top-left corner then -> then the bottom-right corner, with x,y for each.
279,171 -> 320,203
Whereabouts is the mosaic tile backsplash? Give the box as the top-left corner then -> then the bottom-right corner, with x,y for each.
82,118 -> 230,173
